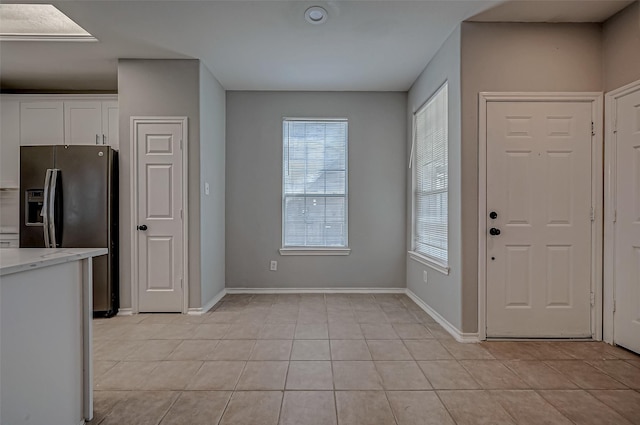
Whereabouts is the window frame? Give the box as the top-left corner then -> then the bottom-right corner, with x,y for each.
409,82 -> 450,275
280,117 -> 350,256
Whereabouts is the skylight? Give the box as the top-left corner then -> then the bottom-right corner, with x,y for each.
0,4 -> 96,41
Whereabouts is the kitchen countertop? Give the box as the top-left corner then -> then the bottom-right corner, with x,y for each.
0,248 -> 108,276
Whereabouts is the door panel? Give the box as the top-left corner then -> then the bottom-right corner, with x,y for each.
486,101 -> 593,337
64,101 -> 102,145
136,121 -> 184,313
20,101 -> 64,145
614,87 -> 640,353
102,101 -> 119,149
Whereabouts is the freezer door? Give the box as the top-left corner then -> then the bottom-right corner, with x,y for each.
20,146 -> 55,247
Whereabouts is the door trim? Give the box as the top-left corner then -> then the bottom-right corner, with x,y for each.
478,92 -> 603,340
603,79 -> 640,344
130,117 -> 189,314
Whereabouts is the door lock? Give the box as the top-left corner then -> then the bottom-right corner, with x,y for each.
489,211 -> 498,219
489,227 -> 501,236
137,224 -> 148,231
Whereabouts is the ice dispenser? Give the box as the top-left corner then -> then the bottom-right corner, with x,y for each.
25,189 -> 44,226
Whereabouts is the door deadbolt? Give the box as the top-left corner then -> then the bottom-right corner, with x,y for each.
489,211 -> 498,219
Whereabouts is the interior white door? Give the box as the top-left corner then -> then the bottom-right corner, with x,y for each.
486,101 -> 593,337
64,101 -> 103,145
136,121 -> 184,312
613,87 -> 640,353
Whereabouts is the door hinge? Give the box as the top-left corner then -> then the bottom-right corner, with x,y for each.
613,300 -> 616,313
591,121 -> 595,136
590,206 -> 595,222
590,292 -> 595,307
180,278 -> 183,289
613,209 -> 617,223
180,139 -> 183,150
180,209 -> 183,220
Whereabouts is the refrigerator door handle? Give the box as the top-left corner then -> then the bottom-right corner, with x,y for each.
49,169 -> 60,248
41,169 -> 52,248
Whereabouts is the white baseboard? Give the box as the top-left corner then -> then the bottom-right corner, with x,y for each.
117,308 -> 133,316
188,288 -> 227,315
224,287 -> 406,294
406,289 -> 479,343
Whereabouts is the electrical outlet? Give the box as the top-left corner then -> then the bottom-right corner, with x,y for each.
423,270 -> 428,283
270,260 -> 278,271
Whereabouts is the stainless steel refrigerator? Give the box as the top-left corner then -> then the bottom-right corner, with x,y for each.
20,145 -> 119,317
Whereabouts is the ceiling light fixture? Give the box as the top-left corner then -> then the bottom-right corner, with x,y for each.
305,6 -> 328,25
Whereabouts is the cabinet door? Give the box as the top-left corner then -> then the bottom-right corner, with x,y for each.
20,101 -> 64,145
102,101 -> 119,150
64,101 -> 103,145
0,99 -> 20,187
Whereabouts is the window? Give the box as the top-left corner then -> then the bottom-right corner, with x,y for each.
411,83 -> 448,271
281,119 -> 348,253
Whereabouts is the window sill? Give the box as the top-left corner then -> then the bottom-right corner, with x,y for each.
279,247 -> 351,256
408,251 -> 450,275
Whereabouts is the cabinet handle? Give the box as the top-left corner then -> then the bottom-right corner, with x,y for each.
102,134 -> 106,145
95,134 -> 99,145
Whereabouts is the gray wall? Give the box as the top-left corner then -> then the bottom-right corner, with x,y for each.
406,27 -> 463,330
226,91 -> 407,288
199,63 -> 227,305
603,1 -> 640,92
459,22 -> 603,332
118,59 -> 202,309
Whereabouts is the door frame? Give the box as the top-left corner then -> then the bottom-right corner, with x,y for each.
130,117 -> 189,314
603,79 -> 640,344
478,92 -> 603,340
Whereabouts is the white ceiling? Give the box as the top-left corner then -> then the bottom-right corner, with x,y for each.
0,0 -> 633,92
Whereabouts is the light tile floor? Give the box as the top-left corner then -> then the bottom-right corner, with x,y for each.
91,294 -> 640,425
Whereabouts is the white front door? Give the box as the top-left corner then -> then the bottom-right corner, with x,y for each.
613,87 -> 640,353
136,121 -> 185,312
486,101 -> 593,337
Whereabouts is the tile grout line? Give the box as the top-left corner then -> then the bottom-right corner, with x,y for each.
276,315 -> 296,424
533,389 -> 581,425
432,389 -> 462,425
154,391 -> 182,425
326,294 -> 341,425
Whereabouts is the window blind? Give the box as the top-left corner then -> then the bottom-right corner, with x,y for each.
283,119 -> 348,247
414,83 -> 448,264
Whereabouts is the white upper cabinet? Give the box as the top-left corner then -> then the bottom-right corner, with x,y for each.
20,101 -> 64,145
102,101 -> 119,150
64,101 -> 103,145
9,96 -> 118,148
